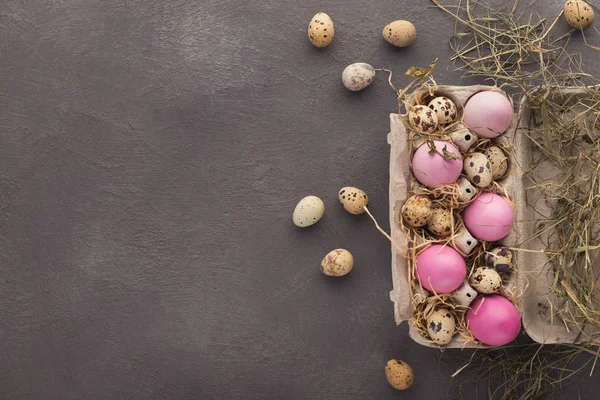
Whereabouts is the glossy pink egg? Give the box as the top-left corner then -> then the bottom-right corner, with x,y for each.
463,91 -> 514,138
411,141 -> 462,188
466,295 -> 521,346
464,193 -> 514,242
415,244 -> 467,294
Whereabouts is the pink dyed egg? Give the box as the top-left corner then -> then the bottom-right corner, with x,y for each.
464,193 -> 514,242
466,295 -> 521,346
415,244 -> 467,294
411,141 -> 462,188
463,91 -> 514,138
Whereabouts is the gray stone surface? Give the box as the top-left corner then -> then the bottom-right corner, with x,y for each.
1,1 -> 600,399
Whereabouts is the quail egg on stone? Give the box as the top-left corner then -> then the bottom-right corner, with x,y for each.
449,128 -> 478,152
342,63 -> 375,91
321,249 -> 354,276
338,187 -> 369,215
470,267 -> 503,294
463,152 -> 493,188
385,359 -> 414,391
428,96 -> 457,125
427,207 -> 454,237
409,105 -> 438,133
382,20 -> 416,47
457,176 -> 477,202
426,309 -> 457,345
401,194 -> 432,228
485,145 -> 509,180
293,196 -> 325,227
308,12 -> 334,47
564,0 -> 595,30
485,247 -> 513,274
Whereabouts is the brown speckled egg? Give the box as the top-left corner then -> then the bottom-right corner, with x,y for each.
485,146 -> 509,180
485,247 -> 513,274
565,0 -> 595,30
321,249 -> 354,276
470,267 -> 503,294
427,207 -> 453,236
342,63 -> 375,91
426,309 -> 456,345
409,105 -> 438,133
338,187 -> 369,215
308,12 -> 334,47
385,359 -> 414,390
428,96 -> 457,125
463,152 -> 492,188
382,20 -> 416,47
401,195 -> 432,228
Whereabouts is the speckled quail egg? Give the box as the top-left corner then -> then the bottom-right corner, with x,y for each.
338,187 -> 368,215
452,281 -> 478,307
485,247 -> 513,274
401,195 -> 432,227
320,249 -> 354,276
470,267 -> 503,294
342,63 -> 375,91
449,128 -> 478,152
293,196 -> 325,227
485,145 -> 509,180
385,359 -> 414,391
426,309 -> 457,345
308,12 -> 334,47
409,105 -> 438,133
382,20 -> 416,47
428,96 -> 457,125
427,207 -> 454,236
457,176 -> 477,202
453,226 -> 478,255
463,152 -> 493,188
564,0 -> 595,30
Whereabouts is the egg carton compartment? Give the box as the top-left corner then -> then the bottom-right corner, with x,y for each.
517,86 -> 600,345
387,85 -> 524,348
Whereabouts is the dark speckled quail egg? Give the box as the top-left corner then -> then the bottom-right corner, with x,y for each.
342,63 -> 375,91
409,105 -> 438,133
401,195 -> 432,227
485,146 -> 509,180
385,359 -> 414,391
338,187 -> 369,215
427,207 -> 453,236
485,247 -> 513,274
470,267 -> 503,294
463,152 -> 492,188
428,96 -> 457,125
426,309 -> 456,345
308,12 -> 334,47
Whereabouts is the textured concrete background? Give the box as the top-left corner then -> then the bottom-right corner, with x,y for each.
1,0 -> 600,399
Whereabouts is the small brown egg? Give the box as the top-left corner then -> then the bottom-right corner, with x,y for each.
308,12 -> 335,47
470,267 -> 503,294
338,187 -> 369,215
409,105 -> 438,133
383,20 -> 416,47
385,359 -> 414,390
564,0 -> 595,30
485,247 -> 513,274
427,207 -> 453,237
426,309 -> 457,345
485,146 -> 509,180
401,195 -> 432,227
463,152 -> 493,188
428,96 -> 458,125
320,249 -> 354,277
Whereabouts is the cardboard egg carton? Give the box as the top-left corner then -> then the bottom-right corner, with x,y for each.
387,85 -> 525,348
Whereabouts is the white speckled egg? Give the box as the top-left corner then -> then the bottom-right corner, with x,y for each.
321,249 -> 354,276
308,12 -> 334,47
409,105 -> 438,133
485,146 -> 509,180
428,97 -> 457,125
342,63 -> 375,91
457,177 -> 477,202
449,128 -> 478,152
293,196 -> 325,227
485,247 -> 513,274
426,309 -> 456,345
382,20 -> 416,47
451,281 -> 478,307
565,0 -> 595,30
453,226 -> 478,255
401,195 -> 432,227
427,207 -> 453,237
470,267 -> 503,294
463,152 -> 492,188
338,187 -> 369,215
